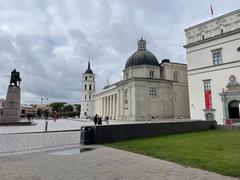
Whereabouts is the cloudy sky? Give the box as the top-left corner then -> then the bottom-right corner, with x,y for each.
0,0 -> 239,105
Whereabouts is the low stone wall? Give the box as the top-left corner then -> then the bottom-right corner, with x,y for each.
81,120 -> 217,144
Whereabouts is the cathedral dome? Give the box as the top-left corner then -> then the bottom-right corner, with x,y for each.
125,38 -> 159,69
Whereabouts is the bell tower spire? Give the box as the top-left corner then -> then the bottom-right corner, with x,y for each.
88,61 -> 90,69
80,62 -> 95,118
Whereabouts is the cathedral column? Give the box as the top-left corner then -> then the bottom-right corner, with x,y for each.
109,96 -> 111,116
116,93 -> 119,119
106,96 -> 108,115
105,96 -> 107,116
110,95 -> 113,118
109,95 -> 111,117
113,94 -> 116,119
102,97 -> 104,117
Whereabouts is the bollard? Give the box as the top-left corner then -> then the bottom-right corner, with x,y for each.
45,119 -> 48,132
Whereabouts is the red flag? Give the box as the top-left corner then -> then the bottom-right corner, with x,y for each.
210,3 -> 214,15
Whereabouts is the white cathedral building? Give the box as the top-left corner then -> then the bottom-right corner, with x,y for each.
81,38 -> 190,121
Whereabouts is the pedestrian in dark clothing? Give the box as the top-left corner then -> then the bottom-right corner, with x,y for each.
93,114 -> 98,125
97,116 -> 102,125
105,116 -> 109,125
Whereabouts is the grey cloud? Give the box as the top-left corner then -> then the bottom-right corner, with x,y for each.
0,0 -> 239,104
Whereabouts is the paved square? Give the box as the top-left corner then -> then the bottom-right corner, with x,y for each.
0,145 -> 238,180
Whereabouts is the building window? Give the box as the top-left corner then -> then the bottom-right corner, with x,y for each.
202,35 -> 205,40
203,80 -> 212,110
89,76 -> 92,79
89,95 -> 91,99
85,76 -> 87,80
173,71 -> 179,82
126,72 -> 129,79
89,84 -> 92,90
85,84 -> 87,90
85,95 -> 87,100
150,71 -> 154,79
212,49 -> 222,65
150,88 -> 156,96
221,29 -> 224,34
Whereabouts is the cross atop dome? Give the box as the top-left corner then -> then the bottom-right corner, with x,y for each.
137,37 -> 146,51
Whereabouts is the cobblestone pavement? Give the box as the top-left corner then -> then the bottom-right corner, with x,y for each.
0,146 -> 238,180
0,131 -> 80,156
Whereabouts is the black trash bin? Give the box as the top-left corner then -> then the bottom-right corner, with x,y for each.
80,126 -> 95,145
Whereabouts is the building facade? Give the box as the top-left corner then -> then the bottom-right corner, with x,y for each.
93,38 -> 190,121
184,9 -> 240,124
80,62 -> 95,118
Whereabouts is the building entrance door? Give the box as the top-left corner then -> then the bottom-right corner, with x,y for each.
228,100 -> 240,119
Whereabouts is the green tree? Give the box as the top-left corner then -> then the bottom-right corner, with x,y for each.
63,104 -> 74,112
49,102 -> 67,112
74,104 -> 81,112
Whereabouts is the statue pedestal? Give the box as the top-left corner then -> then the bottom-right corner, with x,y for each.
1,85 -> 20,122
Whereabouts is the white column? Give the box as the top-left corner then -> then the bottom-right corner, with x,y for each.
102,97 -> 104,116
110,95 -> 113,117
108,96 -> 111,115
113,94 -> 115,119
104,97 -> 107,116
107,96 -> 109,116
116,92 -> 119,118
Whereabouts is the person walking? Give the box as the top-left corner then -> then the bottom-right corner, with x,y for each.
97,116 -> 102,125
93,114 -> 98,125
105,115 -> 109,125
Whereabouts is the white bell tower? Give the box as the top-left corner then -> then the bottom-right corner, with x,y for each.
80,62 -> 95,118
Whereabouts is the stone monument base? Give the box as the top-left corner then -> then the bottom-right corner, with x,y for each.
1,85 -> 20,122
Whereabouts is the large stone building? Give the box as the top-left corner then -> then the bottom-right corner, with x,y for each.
93,38 -> 190,121
184,9 -> 240,124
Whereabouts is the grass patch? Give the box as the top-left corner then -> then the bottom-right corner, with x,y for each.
106,129 -> 240,177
